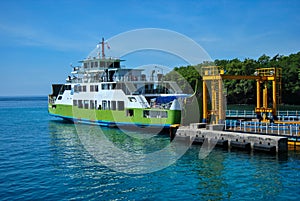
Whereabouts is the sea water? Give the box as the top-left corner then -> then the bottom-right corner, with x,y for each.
0,97 -> 300,200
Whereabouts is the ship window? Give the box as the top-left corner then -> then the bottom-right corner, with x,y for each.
78,86 -> 82,92
114,61 -> 120,68
108,62 -> 113,67
90,85 -> 94,92
141,74 -> 146,81
83,86 -> 87,92
117,101 -> 124,111
65,85 -> 71,90
91,62 -> 94,68
143,110 -> 150,118
111,101 -> 116,110
58,96 -> 62,100
95,62 -> 98,67
102,100 -> 107,110
84,100 -> 89,109
95,85 -> 99,92
160,111 -> 168,118
149,111 -> 158,118
149,111 -> 168,118
102,84 -> 108,90
108,101 -> 111,110
90,100 -> 94,109
100,61 -> 105,67
126,109 -> 134,117
84,63 -> 88,68
73,100 -> 77,106
128,97 -> 137,102
78,100 -> 83,108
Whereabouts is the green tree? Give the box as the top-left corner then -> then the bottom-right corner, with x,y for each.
166,52 -> 300,105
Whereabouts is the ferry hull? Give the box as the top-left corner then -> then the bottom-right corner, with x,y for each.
48,103 -> 181,128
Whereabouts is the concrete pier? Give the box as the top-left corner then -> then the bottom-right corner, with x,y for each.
172,123 -> 288,153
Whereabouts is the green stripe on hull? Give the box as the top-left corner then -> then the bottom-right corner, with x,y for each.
48,104 -> 181,126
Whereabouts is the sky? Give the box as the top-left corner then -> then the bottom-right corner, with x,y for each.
0,0 -> 299,96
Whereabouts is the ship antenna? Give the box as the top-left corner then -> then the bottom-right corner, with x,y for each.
101,37 -> 105,58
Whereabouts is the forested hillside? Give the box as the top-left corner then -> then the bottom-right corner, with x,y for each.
165,52 -> 300,105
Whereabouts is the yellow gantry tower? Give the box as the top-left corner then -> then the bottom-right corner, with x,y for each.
202,66 -> 282,124
254,68 -> 282,121
201,66 -> 226,124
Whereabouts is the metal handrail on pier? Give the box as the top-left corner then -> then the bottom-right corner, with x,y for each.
225,120 -> 300,136
226,110 -> 300,121
226,110 -> 256,118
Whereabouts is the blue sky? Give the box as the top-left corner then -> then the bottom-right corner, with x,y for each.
0,0 -> 299,96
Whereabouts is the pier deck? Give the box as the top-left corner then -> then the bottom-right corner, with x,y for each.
172,123 -> 288,153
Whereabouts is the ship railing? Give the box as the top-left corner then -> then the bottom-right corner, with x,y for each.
225,120 -> 300,136
68,75 -> 170,84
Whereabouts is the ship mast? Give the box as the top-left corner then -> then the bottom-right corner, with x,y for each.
101,37 -> 105,58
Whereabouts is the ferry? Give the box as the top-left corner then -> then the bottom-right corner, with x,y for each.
48,38 -> 190,128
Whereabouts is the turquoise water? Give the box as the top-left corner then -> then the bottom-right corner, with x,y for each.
0,97 -> 300,200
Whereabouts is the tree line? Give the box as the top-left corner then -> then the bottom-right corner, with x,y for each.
165,52 -> 300,105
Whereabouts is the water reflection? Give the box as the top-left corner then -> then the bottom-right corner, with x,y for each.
75,122 -> 193,174
221,150 -> 288,200
48,120 -> 96,171
48,120 -> 129,200
174,146 -> 291,200
47,120 -> 299,200
48,120 -> 173,174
